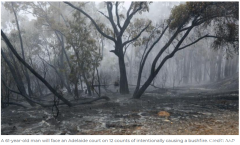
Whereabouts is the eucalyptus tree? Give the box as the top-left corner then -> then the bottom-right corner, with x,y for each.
64,2 -> 152,94
65,11 -> 102,97
1,49 -> 36,106
2,30 -> 109,107
4,2 -> 34,97
133,2 -> 238,99
21,2 -> 73,94
2,30 -> 74,106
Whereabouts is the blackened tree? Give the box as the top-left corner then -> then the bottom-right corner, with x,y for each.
64,2 -> 152,94
133,2 -> 238,99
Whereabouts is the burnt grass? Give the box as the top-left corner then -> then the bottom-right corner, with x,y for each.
1,85 -> 239,135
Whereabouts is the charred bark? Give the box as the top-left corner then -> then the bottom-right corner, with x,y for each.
1,30 -> 72,107
133,22 -> 194,99
11,3 -> 33,97
38,54 -> 72,95
1,50 -> 35,106
64,2 -> 150,95
2,102 -> 27,108
118,48 -> 129,94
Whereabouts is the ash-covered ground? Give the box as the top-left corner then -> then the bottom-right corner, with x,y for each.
1,75 -> 239,135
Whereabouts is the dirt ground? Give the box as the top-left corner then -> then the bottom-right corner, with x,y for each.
1,85 -> 239,135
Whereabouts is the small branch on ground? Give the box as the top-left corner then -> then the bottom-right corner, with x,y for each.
2,102 -> 28,108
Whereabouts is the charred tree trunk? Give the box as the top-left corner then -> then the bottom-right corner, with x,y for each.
64,2 -> 151,95
1,30 -> 72,107
74,82 -> 78,98
133,25 -> 169,97
133,23 -> 194,99
113,41 -> 130,94
118,52 -> 129,94
1,50 -> 35,106
11,3 -> 33,97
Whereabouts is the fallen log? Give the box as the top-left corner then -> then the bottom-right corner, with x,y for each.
2,102 -> 27,108
32,96 -> 110,108
71,96 -> 110,106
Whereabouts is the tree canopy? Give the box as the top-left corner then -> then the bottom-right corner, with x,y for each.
169,2 -> 238,54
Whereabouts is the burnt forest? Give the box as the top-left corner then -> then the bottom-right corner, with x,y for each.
1,1 -> 239,135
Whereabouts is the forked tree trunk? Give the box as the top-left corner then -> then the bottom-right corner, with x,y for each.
133,24 -> 194,99
133,74 -> 155,99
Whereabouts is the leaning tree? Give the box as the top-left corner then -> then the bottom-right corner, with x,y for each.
133,2 -> 238,99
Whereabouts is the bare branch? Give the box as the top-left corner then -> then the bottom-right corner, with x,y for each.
141,25 -> 169,68
140,27 -> 159,63
123,22 -> 151,46
2,79 -> 21,95
121,2 -> 144,36
97,10 -> 109,19
115,2 -> 122,30
106,2 -> 119,36
155,25 -> 194,74
126,2 -> 133,17
179,26 -> 192,32
150,24 -> 185,74
178,34 -> 209,50
1,30 -> 72,107
123,41 -> 133,55
2,102 -> 28,108
206,35 -> 238,42
134,25 -> 169,93
64,2 -> 116,43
